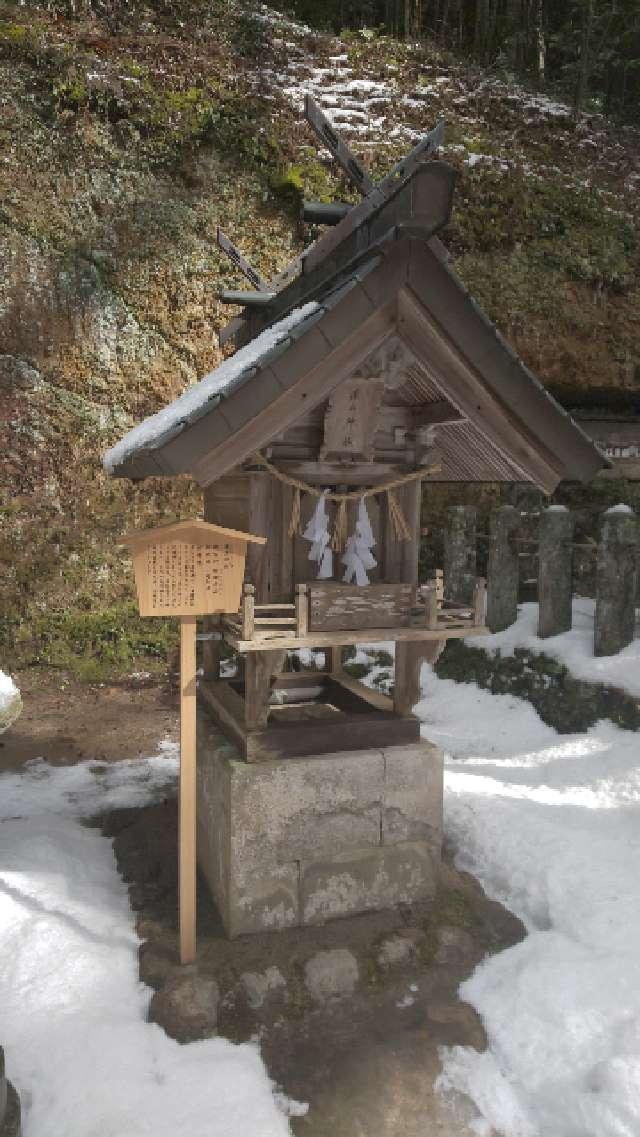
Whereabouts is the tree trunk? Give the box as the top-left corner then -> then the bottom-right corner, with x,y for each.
574,0 -> 595,112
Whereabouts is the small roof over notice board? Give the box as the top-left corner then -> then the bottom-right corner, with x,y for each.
122,519 -> 266,617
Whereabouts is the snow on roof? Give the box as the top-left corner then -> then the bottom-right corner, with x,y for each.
606,502 -> 635,515
103,302 -> 320,474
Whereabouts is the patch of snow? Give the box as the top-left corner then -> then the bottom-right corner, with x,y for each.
523,92 -> 572,119
396,992 -> 416,1009
0,669 -> 22,733
290,648 -> 325,670
414,666 -> 640,1137
606,502 -> 635,515
465,599 -> 640,696
103,303 -> 320,473
0,747 -> 303,1135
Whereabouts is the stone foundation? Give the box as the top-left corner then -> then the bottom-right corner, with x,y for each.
196,708 -> 443,937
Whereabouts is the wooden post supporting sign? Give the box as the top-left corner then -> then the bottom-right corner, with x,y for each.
122,518 -> 266,964
179,614 -> 197,963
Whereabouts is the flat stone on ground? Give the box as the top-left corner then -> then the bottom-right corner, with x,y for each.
149,972 -> 220,1043
376,929 -> 425,968
304,949 -> 359,1003
241,966 -> 287,1009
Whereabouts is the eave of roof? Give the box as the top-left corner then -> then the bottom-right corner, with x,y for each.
103,210 -> 609,492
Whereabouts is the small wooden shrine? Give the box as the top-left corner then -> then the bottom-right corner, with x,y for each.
105,100 -> 606,935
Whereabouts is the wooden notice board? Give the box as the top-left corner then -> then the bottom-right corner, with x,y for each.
123,518 -> 265,618
122,518 -> 266,963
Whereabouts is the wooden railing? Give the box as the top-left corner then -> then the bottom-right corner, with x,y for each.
221,576 -> 487,652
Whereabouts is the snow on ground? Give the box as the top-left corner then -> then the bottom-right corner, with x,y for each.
0,669 -> 22,732
415,658 -> 640,1137
466,599 -> 640,698
0,744 -> 302,1137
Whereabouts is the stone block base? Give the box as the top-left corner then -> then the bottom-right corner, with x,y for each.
197,708 -> 443,937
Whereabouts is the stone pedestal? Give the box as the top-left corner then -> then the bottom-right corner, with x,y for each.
196,709 -> 443,937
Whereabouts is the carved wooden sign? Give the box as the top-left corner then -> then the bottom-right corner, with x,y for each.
321,377 -> 385,461
122,519 -> 266,617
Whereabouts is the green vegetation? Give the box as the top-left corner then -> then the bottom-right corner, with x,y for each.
20,602 -> 178,683
437,640 -> 640,732
0,0 -> 638,683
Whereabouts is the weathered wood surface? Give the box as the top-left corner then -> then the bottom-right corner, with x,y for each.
594,507 -> 638,656
538,506 -> 574,638
398,287 -> 564,494
224,622 -> 487,653
198,672 -> 420,761
218,290 -> 276,307
201,615 -> 222,681
393,640 -> 423,716
302,200 -> 351,226
379,477 -> 421,585
305,94 -> 375,195
320,377 -> 385,461
216,227 -> 267,290
486,505 -> 520,633
308,582 -> 416,630
194,300 -> 396,487
244,649 -> 287,730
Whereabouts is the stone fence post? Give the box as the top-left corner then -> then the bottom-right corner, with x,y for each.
443,506 -> 476,605
486,505 -> 519,632
538,506 -> 574,638
594,506 -> 638,657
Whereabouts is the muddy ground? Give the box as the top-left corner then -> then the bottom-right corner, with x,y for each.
2,670 -> 179,770
4,672 -> 521,1135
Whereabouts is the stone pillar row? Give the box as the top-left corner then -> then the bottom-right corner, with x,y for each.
442,503 -> 638,655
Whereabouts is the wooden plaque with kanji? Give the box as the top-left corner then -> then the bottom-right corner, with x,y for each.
122,519 -> 266,617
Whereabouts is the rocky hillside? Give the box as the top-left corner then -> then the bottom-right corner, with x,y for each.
2,0 -> 639,678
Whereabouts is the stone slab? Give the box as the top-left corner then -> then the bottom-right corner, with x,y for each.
300,841 -> 438,926
229,862 -> 300,937
382,742 -> 443,846
197,707 -> 443,936
229,748 -> 385,867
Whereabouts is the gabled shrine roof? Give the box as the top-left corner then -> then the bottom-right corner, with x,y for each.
104,302 -> 322,477
104,154 -> 608,495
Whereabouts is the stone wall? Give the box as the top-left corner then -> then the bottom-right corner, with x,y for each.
196,710 -> 443,937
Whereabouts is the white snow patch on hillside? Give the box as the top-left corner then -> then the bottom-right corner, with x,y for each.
465,599 -> 640,697
0,746 -> 302,1137
415,667 -> 640,1137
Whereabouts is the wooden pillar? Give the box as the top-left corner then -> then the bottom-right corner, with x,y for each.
205,471 -> 293,603
179,615 -> 197,964
538,506 -> 574,638
244,649 -> 287,732
444,505 -> 476,604
381,479 -> 424,716
201,616 -> 221,681
594,506 -> 638,656
393,640 -> 423,716
379,479 -> 421,585
486,505 -> 519,632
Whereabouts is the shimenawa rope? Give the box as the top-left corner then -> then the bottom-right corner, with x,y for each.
254,450 -> 441,548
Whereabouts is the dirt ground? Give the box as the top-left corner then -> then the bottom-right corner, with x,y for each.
4,672 -> 519,1135
2,670 -> 179,770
